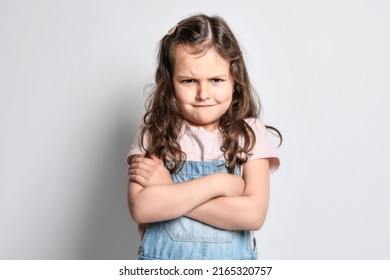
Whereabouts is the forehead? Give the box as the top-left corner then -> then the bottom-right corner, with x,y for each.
173,45 -> 230,75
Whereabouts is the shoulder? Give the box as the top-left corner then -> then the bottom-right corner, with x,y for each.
244,118 -> 267,133
244,118 -> 280,173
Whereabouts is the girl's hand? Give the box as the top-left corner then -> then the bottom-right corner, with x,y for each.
218,173 -> 245,197
128,155 -> 173,188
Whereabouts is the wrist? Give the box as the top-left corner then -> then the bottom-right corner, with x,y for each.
214,173 -> 244,197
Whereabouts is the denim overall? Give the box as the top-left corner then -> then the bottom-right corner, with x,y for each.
137,160 -> 257,260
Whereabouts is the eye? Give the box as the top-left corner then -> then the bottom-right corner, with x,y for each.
181,79 -> 196,84
211,78 -> 224,83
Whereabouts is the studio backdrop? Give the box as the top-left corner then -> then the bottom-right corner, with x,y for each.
1,0 -> 389,259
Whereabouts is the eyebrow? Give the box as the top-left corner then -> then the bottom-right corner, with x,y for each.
176,74 -> 229,79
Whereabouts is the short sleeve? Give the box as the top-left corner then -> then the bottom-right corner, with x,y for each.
245,118 -> 280,173
126,123 -> 147,165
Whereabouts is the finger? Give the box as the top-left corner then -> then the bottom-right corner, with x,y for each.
130,158 -> 156,168
128,166 -> 142,176
129,174 -> 148,187
127,155 -> 142,165
130,164 -> 153,177
128,166 -> 150,179
132,156 -> 159,168
149,154 -> 163,165
128,168 -> 151,185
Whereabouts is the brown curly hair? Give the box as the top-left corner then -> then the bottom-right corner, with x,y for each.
141,14 -> 281,173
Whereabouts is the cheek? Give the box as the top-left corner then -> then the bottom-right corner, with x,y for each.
217,89 -> 234,104
173,89 -> 189,107
174,85 -> 193,103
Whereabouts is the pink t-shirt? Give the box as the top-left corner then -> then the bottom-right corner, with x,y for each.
127,118 -> 279,173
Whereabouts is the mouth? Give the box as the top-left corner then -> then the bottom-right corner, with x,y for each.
193,104 -> 214,108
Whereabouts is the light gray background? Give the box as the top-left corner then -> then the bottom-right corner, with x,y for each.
1,0 -> 389,259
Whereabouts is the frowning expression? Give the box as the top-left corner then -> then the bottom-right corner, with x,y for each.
172,45 -> 234,131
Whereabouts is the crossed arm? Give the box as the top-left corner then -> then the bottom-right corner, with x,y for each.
127,155 -> 270,231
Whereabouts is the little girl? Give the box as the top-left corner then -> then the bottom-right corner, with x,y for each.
127,14 -> 281,260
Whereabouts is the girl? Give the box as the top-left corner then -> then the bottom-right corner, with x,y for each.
127,14 -> 281,260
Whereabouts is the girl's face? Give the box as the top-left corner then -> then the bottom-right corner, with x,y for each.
172,45 -> 234,131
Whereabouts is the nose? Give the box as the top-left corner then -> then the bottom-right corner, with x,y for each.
196,83 -> 210,101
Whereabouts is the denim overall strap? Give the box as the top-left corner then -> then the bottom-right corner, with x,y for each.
137,160 -> 257,260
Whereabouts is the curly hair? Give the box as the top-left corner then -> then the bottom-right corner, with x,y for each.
141,14 -> 281,173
